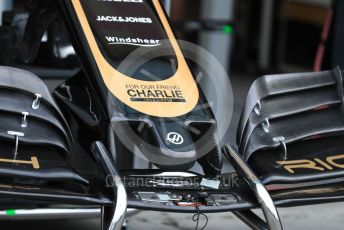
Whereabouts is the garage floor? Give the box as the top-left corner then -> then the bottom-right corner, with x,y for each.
2,202 -> 344,229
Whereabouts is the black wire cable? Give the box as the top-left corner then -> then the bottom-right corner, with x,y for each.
193,205 -> 209,230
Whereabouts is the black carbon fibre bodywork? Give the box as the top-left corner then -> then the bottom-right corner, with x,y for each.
1,1 -> 344,227
238,67 -> 344,195
58,0 -> 223,175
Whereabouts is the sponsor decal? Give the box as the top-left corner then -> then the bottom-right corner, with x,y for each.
166,132 -> 184,145
106,36 -> 161,47
278,154 -> 344,174
72,0 -> 200,117
126,84 -> 186,102
96,15 -> 152,24
0,156 -> 40,169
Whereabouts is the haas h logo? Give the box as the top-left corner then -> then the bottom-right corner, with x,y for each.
166,132 -> 184,145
